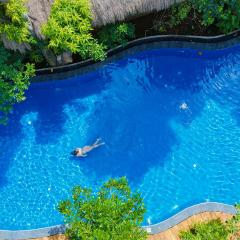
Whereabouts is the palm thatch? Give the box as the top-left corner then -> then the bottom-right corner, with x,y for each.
91,0 -> 183,27
2,0 -> 183,48
1,0 -> 183,65
26,0 -> 183,40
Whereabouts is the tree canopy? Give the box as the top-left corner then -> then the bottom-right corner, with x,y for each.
58,177 -> 147,240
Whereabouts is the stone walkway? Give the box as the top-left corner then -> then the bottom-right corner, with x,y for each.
28,212 -> 233,240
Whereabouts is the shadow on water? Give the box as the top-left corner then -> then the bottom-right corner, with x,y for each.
0,70 -> 108,187
0,47 -> 217,188
70,50 -> 209,184
21,70 -> 109,145
0,118 -> 23,187
0,147 -> 13,187
201,48 -> 240,126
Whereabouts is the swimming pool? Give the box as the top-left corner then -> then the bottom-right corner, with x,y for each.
0,44 -> 240,230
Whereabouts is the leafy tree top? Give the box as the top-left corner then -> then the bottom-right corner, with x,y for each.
42,0 -> 106,61
0,45 -> 35,124
0,0 -> 33,43
98,23 -> 135,49
191,0 -> 240,33
58,177 -> 147,240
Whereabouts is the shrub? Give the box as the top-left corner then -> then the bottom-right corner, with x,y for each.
191,0 -> 240,33
0,0 -> 33,43
167,2 -> 192,28
153,1 -> 192,33
0,45 -> 35,124
226,204 -> 240,238
58,177 -> 147,240
42,0 -> 106,61
98,23 -> 135,49
179,219 -> 229,240
154,0 -> 240,34
180,205 -> 240,240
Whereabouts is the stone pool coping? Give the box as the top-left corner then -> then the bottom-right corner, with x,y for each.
35,29 -> 240,78
0,202 -> 237,240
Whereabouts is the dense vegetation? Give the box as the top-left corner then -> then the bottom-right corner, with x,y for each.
153,0 -> 240,35
0,0 -> 35,124
42,0 -> 106,61
0,0 -> 33,43
98,23 -> 135,49
58,177 -> 147,240
180,205 -> 240,240
180,219 -> 229,240
192,0 -> 240,33
0,45 -> 35,124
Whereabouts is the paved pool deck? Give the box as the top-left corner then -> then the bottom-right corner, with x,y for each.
25,211 -> 233,240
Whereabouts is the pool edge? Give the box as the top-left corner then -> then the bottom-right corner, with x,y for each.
0,202 -> 237,239
35,29 -> 240,76
142,202 -> 237,235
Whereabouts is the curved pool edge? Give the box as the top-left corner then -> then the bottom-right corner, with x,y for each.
142,202 -> 237,235
0,202 -> 237,239
35,29 -> 240,77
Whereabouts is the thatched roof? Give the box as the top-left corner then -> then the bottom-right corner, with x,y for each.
0,0 -> 182,39
25,0 -> 183,40
1,0 -> 183,52
91,0 -> 183,26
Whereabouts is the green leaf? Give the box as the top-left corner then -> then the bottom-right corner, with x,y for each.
58,177 -> 147,240
0,44 -> 35,124
41,0 -> 105,61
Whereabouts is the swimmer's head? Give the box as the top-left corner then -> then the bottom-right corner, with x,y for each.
180,102 -> 188,110
71,149 -> 79,156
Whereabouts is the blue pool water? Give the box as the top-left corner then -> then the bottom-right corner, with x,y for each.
0,45 -> 240,230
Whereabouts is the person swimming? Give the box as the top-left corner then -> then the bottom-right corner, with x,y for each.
72,138 -> 105,157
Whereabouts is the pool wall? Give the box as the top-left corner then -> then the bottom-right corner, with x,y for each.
0,202 -> 237,239
35,29 -> 240,77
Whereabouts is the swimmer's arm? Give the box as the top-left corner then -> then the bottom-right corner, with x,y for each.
82,154 -> 87,157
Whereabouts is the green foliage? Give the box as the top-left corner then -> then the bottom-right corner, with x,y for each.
24,40 -> 45,64
58,177 -> 147,240
180,206 -> 240,240
179,219 -> 229,240
226,204 -> 240,237
98,23 -> 135,49
0,0 -> 33,43
0,45 -> 35,124
42,0 -> 106,61
154,0 -> 240,34
191,0 -> 240,33
168,2 -> 192,28
27,49 -> 44,64
154,1 -> 191,33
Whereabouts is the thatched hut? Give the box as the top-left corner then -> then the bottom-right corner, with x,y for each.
0,0 -> 182,64
24,0 -> 182,39
92,0 -> 182,27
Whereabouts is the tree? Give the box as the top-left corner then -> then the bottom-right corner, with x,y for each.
191,0 -> 240,33
58,177 -> 147,240
0,0 -> 33,43
97,23 -> 135,49
42,0 -> 106,61
0,45 -> 35,124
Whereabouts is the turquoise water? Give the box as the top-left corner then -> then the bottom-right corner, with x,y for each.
0,46 -> 240,230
